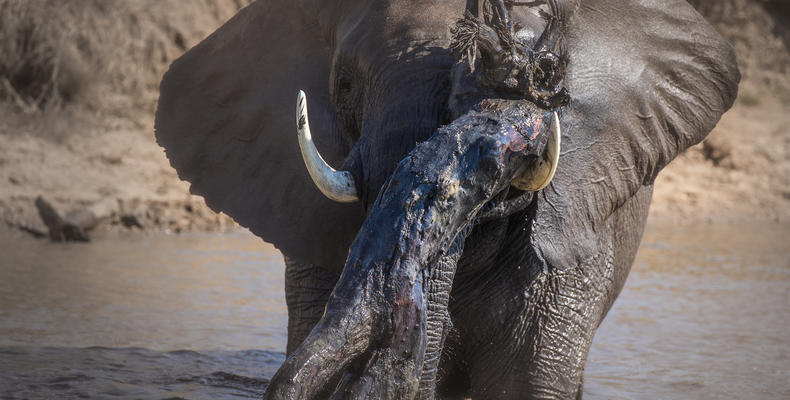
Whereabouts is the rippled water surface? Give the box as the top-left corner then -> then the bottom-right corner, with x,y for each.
0,223 -> 788,399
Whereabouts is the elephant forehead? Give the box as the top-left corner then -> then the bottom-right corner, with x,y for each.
377,0 -> 473,40
336,0 -> 549,46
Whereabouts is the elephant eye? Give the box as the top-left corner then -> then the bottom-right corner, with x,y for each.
533,51 -> 562,92
331,63 -> 364,142
507,49 -> 568,109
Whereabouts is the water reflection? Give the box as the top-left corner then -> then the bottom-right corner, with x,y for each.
0,230 -> 287,351
0,346 -> 283,399
0,223 -> 788,399
586,222 -> 790,399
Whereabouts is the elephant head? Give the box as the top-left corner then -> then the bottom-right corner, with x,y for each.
155,0 -> 738,398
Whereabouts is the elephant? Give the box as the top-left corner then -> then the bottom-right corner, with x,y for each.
154,0 -> 738,398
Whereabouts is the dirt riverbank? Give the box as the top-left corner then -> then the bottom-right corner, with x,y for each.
0,0 -> 788,240
0,0 -> 249,237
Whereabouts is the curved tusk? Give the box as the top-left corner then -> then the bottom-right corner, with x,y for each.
511,111 -> 561,191
296,90 -> 359,203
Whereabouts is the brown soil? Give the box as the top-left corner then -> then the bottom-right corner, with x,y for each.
650,99 -> 790,223
0,0 -> 788,240
0,0 -> 249,236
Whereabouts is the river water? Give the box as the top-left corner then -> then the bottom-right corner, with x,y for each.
0,223 -> 788,399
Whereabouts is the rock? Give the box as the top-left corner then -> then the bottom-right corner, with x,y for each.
88,198 -> 118,220
35,196 -> 66,241
61,225 -> 91,242
64,209 -> 98,232
34,196 -> 93,242
120,214 -> 144,229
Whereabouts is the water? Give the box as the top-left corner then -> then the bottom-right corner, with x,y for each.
585,222 -> 790,399
0,223 -> 788,399
0,230 -> 286,399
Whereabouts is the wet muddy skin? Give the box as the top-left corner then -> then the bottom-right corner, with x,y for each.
263,99 -> 555,399
0,222 -> 788,399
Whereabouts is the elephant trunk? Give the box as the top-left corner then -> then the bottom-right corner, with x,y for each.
417,231 -> 468,399
264,100 -> 559,399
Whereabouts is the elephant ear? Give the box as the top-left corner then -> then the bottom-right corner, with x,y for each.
155,0 -> 365,268
532,0 -> 740,269
565,0 -> 739,183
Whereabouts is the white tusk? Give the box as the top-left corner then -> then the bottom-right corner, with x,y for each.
511,111 -> 561,191
538,111 -> 561,190
296,90 -> 359,203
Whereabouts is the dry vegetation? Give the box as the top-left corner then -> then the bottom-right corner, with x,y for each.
0,0 -> 787,239
0,0 -> 251,236
0,0 -> 251,113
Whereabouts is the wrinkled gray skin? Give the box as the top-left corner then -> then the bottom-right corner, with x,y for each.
155,0 -> 739,398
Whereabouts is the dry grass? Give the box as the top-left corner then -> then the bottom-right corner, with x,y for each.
1,0 -> 786,113
0,1 -> 87,111
690,0 -> 790,101
0,0 -> 251,115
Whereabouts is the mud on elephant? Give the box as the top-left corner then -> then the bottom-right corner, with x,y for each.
155,0 -> 738,398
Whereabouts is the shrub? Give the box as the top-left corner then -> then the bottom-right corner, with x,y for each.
0,0 -> 251,113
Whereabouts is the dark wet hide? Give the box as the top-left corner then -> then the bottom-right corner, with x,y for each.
0,346 -> 283,400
